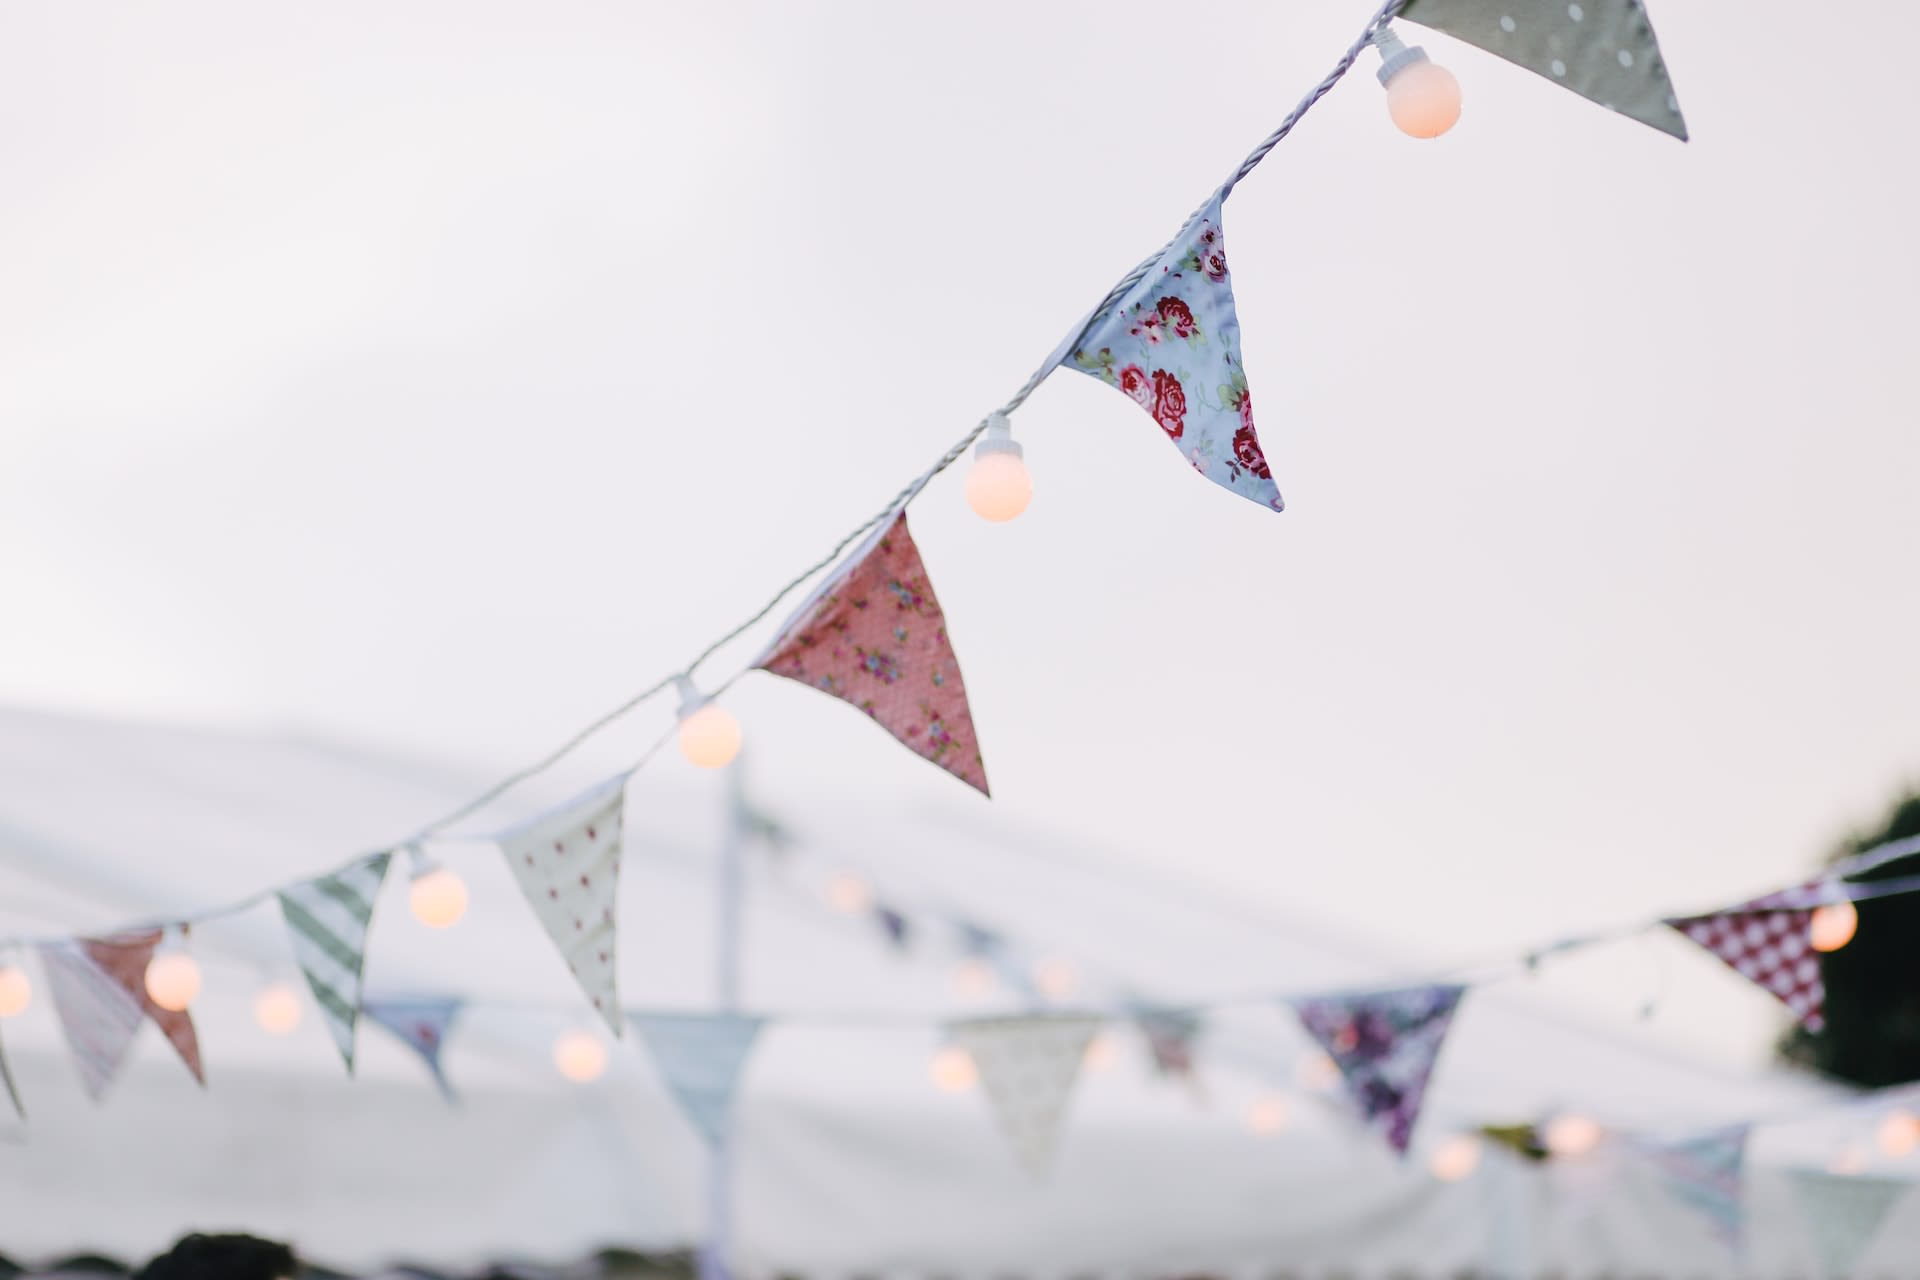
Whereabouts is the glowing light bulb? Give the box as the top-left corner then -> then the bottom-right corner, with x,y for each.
1246,1094 -> 1291,1136
409,866 -> 470,930
824,872 -> 874,915
1082,1031 -> 1119,1073
553,1030 -> 610,1083
965,412 -> 1031,523
1295,1051 -> 1341,1093
1810,900 -> 1858,953
0,965 -> 30,1018
144,951 -> 202,1013
1543,1113 -> 1604,1158
930,1045 -> 979,1093
254,982 -> 304,1035
1374,27 -> 1462,139
952,956 -> 997,998
675,678 -> 742,770
1430,1133 -> 1484,1182
1877,1110 -> 1919,1157
1032,956 -> 1080,1001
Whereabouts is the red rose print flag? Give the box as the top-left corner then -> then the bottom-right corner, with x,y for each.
1055,195 -> 1282,512
756,511 -> 988,794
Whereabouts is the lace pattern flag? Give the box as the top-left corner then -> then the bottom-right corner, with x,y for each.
947,1014 -> 1103,1177
1291,984 -> 1465,1154
1668,881 -> 1829,1031
1056,195 -> 1282,512
498,777 -> 628,1033
364,998 -> 463,1102
757,511 -> 988,794
1639,1126 -> 1748,1249
1399,0 -> 1687,139
631,1013 -> 766,1146
40,940 -> 155,1101
1789,1170 -> 1909,1278
278,852 -> 391,1073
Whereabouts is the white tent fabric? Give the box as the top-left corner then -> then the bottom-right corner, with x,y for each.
0,704 -> 1916,1278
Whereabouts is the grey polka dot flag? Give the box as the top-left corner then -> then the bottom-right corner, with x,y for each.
276,851 -> 392,1073
1399,0 -> 1687,140
948,1014 -> 1104,1178
497,775 -> 627,1035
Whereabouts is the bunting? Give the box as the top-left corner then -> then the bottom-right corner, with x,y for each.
1638,1126 -> 1748,1249
1788,1170 -> 1909,1278
1668,881 -> 1829,1031
1291,984 -> 1465,1154
947,1014 -> 1103,1177
277,852 -> 392,1073
0,1029 -> 22,1119
1134,1006 -> 1202,1079
757,511 -> 988,795
631,1012 -> 766,1146
498,776 -> 628,1033
39,940 -> 150,1101
1399,0 -> 1687,139
363,998 -> 463,1102
1057,195 -> 1282,513
875,904 -> 913,951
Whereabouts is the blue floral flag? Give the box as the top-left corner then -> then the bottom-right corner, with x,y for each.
363,998 -> 464,1103
1290,984 -> 1466,1155
1637,1126 -> 1747,1249
631,1013 -> 766,1146
1056,195 -> 1283,512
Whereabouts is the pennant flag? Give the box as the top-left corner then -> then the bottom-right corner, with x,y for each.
631,1013 -> 765,1146
498,776 -> 628,1034
874,903 -> 913,951
1055,195 -> 1281,512
1789,1170 -> 1910,1279
1134,1006 -> 1202,1079
277,852 -> 392,1073
1290,984 -> 1465,1155
72,932 -> 206,1088
1668,880 -> 1829,1031
363,998 -> 463,1102
39,940 -> 149,1102
0,1028 -> 23,1119
947,1014 -> 1103,1177
1398,0 -> 1687,139
756,511 -> 988,794
1639,1126 -> 1748,1248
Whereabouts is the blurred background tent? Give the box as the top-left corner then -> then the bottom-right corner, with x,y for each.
1,703 -> 1917,1279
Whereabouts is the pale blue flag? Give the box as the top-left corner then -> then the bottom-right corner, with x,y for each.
363,998 -> 464,1103
1639,1126 -> 1748,1249
631,1013 -> 765,1146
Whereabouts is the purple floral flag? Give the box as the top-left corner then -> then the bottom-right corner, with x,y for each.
1055,195 -> 1282,512
1290,984 -> 1466,1155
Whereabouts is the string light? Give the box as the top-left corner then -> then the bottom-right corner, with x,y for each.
1246,1094 -> 1291,1136
0,964 -> 29,1018
1877,1109 -> 1919,1158
553,1030 -> 610,1083
1429,1133 -> 1484,1182
965,412 -> 1031,523
143,929 -> 202,1013
1082,1031 -> 1119,1073
1542,1113 -> 1605,1158
1809,899 -> 1858,953
952,956 -> 997,998
930,1045 -> 979,1093
1372,27 -> 1462,139
1828,1143 -> 1870,1176
408,857 -> 470,930
1032,956 -> 1080,1001
675,677 -> 742,770
254,982 -> 304,1035
824,872 -> 874,915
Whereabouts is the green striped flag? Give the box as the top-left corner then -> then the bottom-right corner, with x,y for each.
278,853 -> 392,1072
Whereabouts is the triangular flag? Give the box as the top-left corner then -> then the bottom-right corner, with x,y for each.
1668,881 -> 1828,1031
630,1013 -> 765,1146
1638,1126 -> 1748,1248
947,1014 -> 1103,1177
498,776 -> 627,1034
363,998 -> 463,1102
1056,195 -> 1282,512
1789,1170 -> 1910,1278
0,1027 -> 23,1120
79,932 -> 205,1086
1290,984 -> 1465,1155
757,511 -> 989,794
277,852 -> 392,1073
39,940 -> 148,1102
1134,1006 -> 1203,1079
874,903 -> 913,951
1398,0 -> 1687,139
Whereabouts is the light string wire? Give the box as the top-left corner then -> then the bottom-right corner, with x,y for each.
0,0 -> 1413,952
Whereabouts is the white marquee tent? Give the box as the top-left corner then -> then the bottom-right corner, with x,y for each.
0,704 -> 1915,1278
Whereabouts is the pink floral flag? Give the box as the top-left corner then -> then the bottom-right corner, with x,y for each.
756,511 -> 988,794
1055,195 -> 1282,512
80,931 -> 206,1087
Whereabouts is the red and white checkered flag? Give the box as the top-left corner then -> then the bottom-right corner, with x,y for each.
1667,882 -> 1830,1031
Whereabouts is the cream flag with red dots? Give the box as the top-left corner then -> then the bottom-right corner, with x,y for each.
498,775 -> 628,1035
948,1014 -> 1104,1177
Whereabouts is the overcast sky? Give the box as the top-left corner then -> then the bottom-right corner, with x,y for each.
1,0 -> 1915,1067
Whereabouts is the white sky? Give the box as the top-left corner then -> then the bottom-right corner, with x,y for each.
1,0 -> 1915,1068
